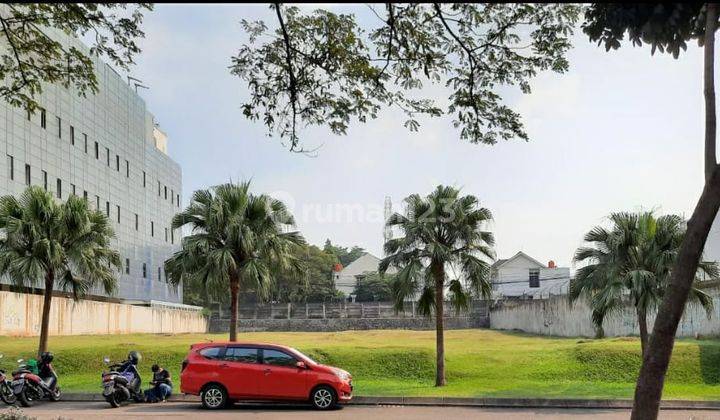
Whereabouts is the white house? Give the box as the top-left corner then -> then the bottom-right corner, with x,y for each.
490,251 -> 571,299
333,253 -> 396,300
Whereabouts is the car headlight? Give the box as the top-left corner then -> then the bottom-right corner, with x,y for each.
333,368 -> 350,382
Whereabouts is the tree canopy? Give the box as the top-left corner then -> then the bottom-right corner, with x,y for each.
0,3 -> 152,112
233,3 -> 580,152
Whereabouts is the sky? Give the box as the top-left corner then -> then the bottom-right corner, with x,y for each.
122,4 -> 708,269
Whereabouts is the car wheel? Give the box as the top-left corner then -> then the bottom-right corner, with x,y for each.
311,386 -> 337,410
201,384 -> 227,410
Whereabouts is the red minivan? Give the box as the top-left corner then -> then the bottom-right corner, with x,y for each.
180,342 -> 352,410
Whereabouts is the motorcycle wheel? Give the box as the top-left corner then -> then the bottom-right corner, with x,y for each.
0,384 -> 17,405
49,387 -> 61,402
106,392 -> 121,408
18,389 -> 34,407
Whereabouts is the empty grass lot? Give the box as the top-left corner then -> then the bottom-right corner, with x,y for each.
1,329 -> 719,399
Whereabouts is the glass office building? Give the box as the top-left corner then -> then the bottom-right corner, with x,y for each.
0,29 -> 183,304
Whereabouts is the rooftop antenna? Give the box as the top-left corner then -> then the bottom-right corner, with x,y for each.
127,76 -> 149,93
383,196 -> 393,253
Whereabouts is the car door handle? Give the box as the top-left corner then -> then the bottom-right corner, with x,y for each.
219,363 -> 229,368
263,368 -> 271,375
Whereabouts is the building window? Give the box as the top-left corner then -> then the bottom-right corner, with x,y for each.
157,181 -> 161,196
26,109 -> 31,121
116,205 -> 120,223
164,186 -> 168,200
56,179 -> 61,198
171,229 -> 174,244
94,142 -> 99,159
106,147 -> 110,166
56,116 -> 62,138
135,213 -> 139,231
40,108 -> 46,129
115,155 -> 120,171
42,170 -> 48,190
106,201 -> 110,217
95,195 -> 100,211
165,227 -> 168,242
151,221 -> 154,237
83,134 -> 88,153
529,268 -> 540,288
6,155 -> 13,181
125,258 -> 130,275
125,160 -> 129,178
71,183 -> 76,196
177,194 -> 180,207
83,190 -> 88,201
142,263 -> 147,279
24,164 -> 30,185
158,267 -> 162,282
171,189 -> 174,204
143,171 -> 146,187
70,126 -> 75,145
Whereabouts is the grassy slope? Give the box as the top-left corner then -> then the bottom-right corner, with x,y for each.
0,329 -> 719,399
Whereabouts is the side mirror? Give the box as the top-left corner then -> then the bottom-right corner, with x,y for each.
17,359 -> 24,364
295,361 -> 306,369
103,356 -> 110,364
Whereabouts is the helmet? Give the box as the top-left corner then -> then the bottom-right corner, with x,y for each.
40,352 -> 53,364
127,351 -> 141,365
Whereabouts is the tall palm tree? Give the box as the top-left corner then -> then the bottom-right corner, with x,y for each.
165,181 -> 304,341
380,185 -> 495,387
0,186 -> 121,356
571,212 -> 716,356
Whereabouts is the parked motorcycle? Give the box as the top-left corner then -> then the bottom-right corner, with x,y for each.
101,351 -> 143,408
11,352 -> 61,407
0,354 -> 17,405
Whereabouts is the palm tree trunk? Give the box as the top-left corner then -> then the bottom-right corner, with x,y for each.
632,5 -> 719,419
37,271 -> 54,357
433,263 -> 446,387
229,274 -> 239,342
637,308 -> 648,358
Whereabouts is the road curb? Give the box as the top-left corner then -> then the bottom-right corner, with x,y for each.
61,393 -> 720,410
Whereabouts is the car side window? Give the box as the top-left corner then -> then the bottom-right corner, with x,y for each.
262,349 -> 297,367
199,346 -> 222,360
224,347 -> 258,363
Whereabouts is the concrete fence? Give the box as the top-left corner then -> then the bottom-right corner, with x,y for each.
0,290 -> 207,336
489,294 -> 720,338
209,300 -> 490,332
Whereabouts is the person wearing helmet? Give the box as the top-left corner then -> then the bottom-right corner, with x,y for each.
117,351 -> 142,396
38,352 -> 58,391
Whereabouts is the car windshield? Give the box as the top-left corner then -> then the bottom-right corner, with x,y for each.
288,347 -> 317,365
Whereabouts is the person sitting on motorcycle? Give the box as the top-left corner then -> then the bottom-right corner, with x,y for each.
38,352 -> 58,390
144,364 -> 172,403
117,351 -> 142,393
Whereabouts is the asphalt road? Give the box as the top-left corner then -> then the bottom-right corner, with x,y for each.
3,402 -> 719,420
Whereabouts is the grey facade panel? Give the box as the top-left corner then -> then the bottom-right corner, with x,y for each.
0,25 -> 183,303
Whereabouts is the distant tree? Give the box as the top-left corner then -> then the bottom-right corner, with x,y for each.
570,212 -> 716,353
381,185 -> 494,387
0,186 -> 121,356
322,239 -> 365,267
232,3 -> 580,152
165,182 -> 304,341
354,272 -> 394,302
0,3 -> 152,112
271,243 -> 342,303
583,4 -> 720,418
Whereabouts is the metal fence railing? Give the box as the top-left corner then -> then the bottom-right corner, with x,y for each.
211,300 -> 489,321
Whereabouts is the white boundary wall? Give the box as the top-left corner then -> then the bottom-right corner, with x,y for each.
490,294 -> 720,338
0,290 -> 207,336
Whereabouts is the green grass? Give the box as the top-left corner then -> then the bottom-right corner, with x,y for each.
1,329 -> 720,400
